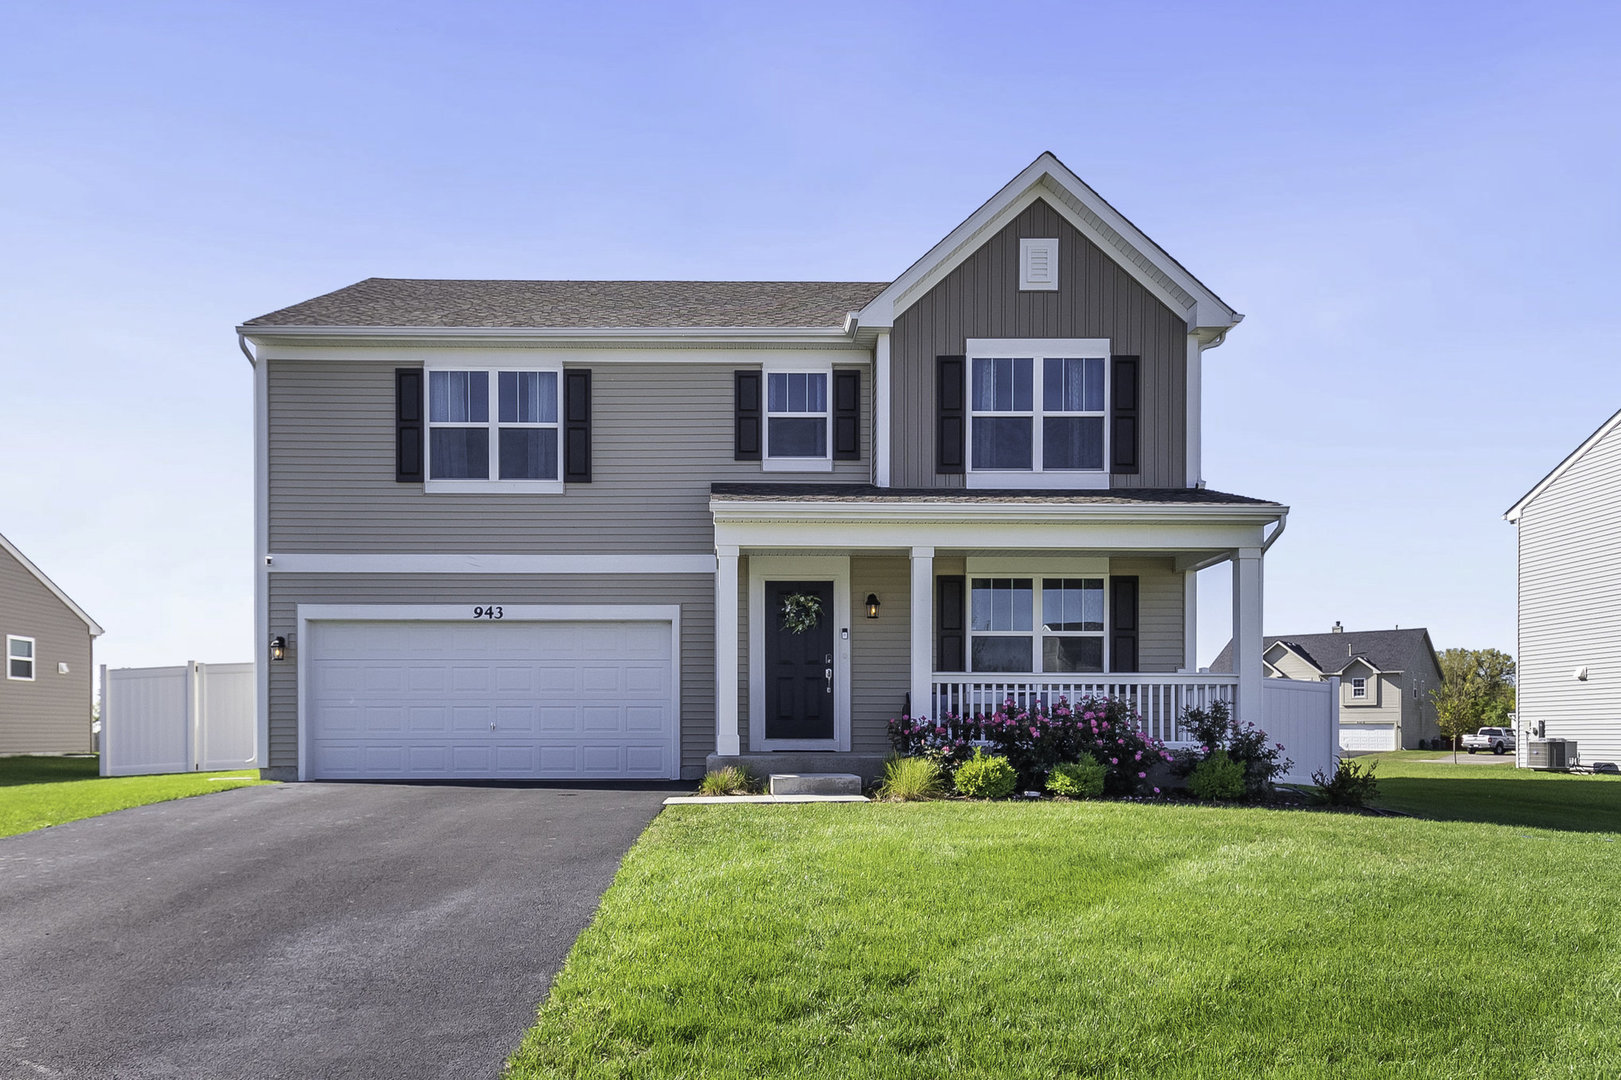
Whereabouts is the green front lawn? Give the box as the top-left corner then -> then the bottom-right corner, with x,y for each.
1361,750 -> 1621,832
0,755 -> 267,838
510,800 -> 1621,1079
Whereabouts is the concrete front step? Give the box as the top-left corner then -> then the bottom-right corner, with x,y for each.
769,772 -> 864,796
706,752 -> 889,785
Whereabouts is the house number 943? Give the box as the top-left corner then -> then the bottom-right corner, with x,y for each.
472,606 -> 504,620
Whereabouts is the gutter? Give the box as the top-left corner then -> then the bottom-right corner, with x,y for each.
1261,510 -> 1288,553
238,332 -> 256,367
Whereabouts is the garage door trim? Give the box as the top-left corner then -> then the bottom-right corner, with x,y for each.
295,603 -> 682,781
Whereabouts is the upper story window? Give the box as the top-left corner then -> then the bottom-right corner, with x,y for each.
968,576 -> 1105,674
763,369 -> 832,471
7,636 -> 35,681
426,367 -> 562,492
966,339 -> 1108,489
1351,677 -> 1367,699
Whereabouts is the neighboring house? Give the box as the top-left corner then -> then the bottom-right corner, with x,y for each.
1505,406 -> 1621,767
238,152 -> 1289,782
0,531 -> 103,753
1211,625 -> 1443,751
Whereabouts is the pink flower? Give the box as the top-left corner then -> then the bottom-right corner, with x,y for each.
1110,757 -> 1119,765
1138,771 -> 1146,779
1153,787 -> 1161,795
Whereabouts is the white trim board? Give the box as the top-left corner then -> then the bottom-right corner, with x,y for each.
294,603 -> 682,782
0,532 -> 103,637
747,555 -> 852,753
1505,405 -> 1621,522
267,554 -> 718,574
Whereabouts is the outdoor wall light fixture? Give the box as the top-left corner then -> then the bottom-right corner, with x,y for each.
865,594 -> 881,619
270,635 -> 287,662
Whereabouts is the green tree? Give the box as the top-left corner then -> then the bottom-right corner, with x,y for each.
1431,648 -> 1517,758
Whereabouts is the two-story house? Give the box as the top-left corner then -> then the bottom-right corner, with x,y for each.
1211,625 -> 1442,751
1,530 -> 102,754
239,153 -> 1288,782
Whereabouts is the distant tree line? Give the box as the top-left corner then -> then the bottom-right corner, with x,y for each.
1430,648 -> 1516,749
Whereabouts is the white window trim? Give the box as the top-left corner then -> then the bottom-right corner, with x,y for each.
1019,238 -> 1059,291
965,338 -> 1110,490
1351,677 -> 1368,699
760,360 -> 834,473
423,363 -> 565,493
7,635 -> 36,681
964,566 -> 1110,675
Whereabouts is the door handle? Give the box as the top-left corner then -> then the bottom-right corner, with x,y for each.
824,667 -> 833,693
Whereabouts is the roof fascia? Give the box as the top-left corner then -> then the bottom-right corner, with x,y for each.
855,152 -> 1240,335
709,498 -> 1285,526
1505,405 -> 1621,521
0,532 -> 103,636
239,324 -> 860,349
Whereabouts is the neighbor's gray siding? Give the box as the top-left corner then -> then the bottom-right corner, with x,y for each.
1516,417 -> 1621,763
268,359 -> 869,553
888,198 -> 1188,489
268,573 -> 716,776
0,547 -> 93,754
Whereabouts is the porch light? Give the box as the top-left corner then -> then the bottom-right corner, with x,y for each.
865,594 -> 881,620
270,635 -> 287,663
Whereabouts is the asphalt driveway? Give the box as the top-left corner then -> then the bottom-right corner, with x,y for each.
0,782 -> 675,1079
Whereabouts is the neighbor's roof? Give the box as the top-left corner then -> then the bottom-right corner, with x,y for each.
1505,404 -> 1621,522
711,484 -> 1281,505
1212,628 -> 1437,677
0,531 -> 103,637
242,279 -> 891,330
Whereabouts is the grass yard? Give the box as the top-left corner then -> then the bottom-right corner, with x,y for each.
510,798 -> 1621,1079
1362,749 -> 1621,832
0,755 -> 267,838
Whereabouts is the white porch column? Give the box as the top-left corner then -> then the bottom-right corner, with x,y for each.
714,546 -> 741,756
1182,569 -> 1199,672
1230,548 -> 1264,724
909,546 -> 934,719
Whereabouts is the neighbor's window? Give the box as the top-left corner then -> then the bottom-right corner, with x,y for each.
1351,677 -> 1367,699
969,577 -> 1105,674
7,636 -> 35,681
765,371 -> 829,464
427,369 -> 559,485
968,341 -> 1107,478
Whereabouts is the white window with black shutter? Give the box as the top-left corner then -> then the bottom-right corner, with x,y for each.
736,361 -> 862,471
960,559 -> 1127,674
963,338 -> 1112,489
417,364 -> 569,493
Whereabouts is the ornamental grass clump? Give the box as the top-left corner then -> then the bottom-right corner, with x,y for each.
1186,750 -> 1246,802
874,756 -> 945,801
888,695 -> 1170,796
952,749 -> 1017,800
1045,754 -> 1107,799
697,766 -> 758,796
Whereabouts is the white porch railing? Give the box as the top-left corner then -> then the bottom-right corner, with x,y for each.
930,673 -> 1239,745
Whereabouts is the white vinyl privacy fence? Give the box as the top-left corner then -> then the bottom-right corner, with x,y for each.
99,662 -> 258,777
1260,676 -> 1341,785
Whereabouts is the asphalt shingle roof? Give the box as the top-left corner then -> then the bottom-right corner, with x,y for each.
710,484 -> 1281,505
242,279 -> 891,329
1210,628 -> 1438,676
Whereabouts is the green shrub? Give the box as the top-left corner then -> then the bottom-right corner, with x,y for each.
1187,750 -> 1246,801
1046,754 -> 1107,799
875,756 -> 945,801
697,766 -> 758,796
953,749 -> 1017,799
1312,757 -> 1379,807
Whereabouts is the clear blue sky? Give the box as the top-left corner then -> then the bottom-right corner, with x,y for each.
3,0 -> 1618,677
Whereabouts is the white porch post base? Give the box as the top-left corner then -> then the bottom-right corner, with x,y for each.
715,546 -> 741,756
909,546 -> 934,719
1231,548 -> 1264,724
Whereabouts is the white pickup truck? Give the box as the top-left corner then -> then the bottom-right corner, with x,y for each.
1463,727 -> 1516,755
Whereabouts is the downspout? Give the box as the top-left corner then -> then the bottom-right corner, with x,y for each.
1261,510 -> 1288,554
239,332 -> 256,366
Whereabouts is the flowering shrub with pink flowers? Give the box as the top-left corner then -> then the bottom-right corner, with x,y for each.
887,696 -> 1170,796
1175,700 -> 1292,799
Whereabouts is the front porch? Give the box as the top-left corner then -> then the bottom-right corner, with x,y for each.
708,484 -> 1285,770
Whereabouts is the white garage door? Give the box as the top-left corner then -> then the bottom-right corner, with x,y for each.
1340,723 -> 1397,753
304,619 -> 677,780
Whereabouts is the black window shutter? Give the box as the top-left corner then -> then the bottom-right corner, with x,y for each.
833,368 -> 861,461
734,370 -> 762,461
395,367 -> 424,483
563,369 -> 591,483
937,575 -> 966,672
936,355 -> 965,474
1110,575 -> 1139,673
1111,356 -> 1139,476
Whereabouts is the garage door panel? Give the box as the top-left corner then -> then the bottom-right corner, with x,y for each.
1340,724 -> 1396,752
306,618 -> 677,779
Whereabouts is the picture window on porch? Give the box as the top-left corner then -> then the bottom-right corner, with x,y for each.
966,340 -> 1109,482
969,576 -> 1105,674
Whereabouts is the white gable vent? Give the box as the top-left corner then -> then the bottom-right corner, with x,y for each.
1019,238 -> 1059,291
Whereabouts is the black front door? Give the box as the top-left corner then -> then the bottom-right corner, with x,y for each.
764,580 -> 836,741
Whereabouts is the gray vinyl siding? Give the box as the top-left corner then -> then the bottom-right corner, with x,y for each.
1516,417 -> 1621,763
0,548 -> 93,754
267,573 -> 716,777
268,360 -> 869,554
851,556 -> 909,751
1117,558 -> 1184,672
888,197 -> 1188,489
1268,650 -> 1320,681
